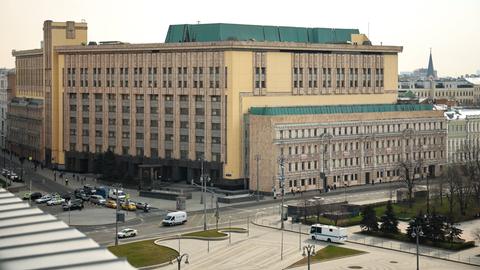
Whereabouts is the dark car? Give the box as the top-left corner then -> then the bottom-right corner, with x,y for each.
30,192 -> 43,201
22,192 -> 42,201
62,199 -> 84,211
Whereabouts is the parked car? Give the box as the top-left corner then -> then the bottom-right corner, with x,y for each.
80,193 -> 91,201
106,200 -> 117,209
1,169 -> 9,176
133,201 -> 147,210
47,197 -> 65,206
90,195 -> 106,205
35,195 -> 53,204
117,228 -> 138,238
10,173 -> 21,182
62,199 -> 84,211
162,211 -> 187,226
121,201 -> 137,211
83,185 -> 97,195
29,192 -> 43,201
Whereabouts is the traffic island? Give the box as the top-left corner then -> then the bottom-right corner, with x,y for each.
181,227 -> 248,239
286,245 -> 367,269
108,240 -> 179,268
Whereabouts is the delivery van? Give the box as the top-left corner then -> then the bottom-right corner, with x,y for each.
310,224 -> 348,243
162,211 -> 187,226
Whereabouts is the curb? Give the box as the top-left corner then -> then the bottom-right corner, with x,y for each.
252,219 -> 480,267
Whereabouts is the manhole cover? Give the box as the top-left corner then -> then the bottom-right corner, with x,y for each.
348,267 -> 363,269
390,261 -> 398,264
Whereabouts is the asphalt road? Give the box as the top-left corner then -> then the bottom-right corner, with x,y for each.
80,188 -> 393,246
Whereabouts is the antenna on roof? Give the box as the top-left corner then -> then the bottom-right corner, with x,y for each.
197,20 -> 200,24
367,22 -> 370,38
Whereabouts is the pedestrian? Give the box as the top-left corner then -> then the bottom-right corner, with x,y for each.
65,178 -> 69,186
291,188 -> 295,197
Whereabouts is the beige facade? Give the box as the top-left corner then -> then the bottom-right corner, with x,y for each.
13,20 -> 407,185
248,108 -> 447,193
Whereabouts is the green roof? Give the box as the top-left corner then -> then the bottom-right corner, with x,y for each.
249,104 -> 434,116
165,23 -> 359,44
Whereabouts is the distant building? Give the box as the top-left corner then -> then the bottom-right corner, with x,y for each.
0,69 -> 8,149
398,52 -> 480,106
444,109 -> 480,163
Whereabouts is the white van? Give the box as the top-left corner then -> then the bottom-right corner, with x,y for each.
162,211 -> 187,226
310,224 -> 348,243
109,189 -> 126,200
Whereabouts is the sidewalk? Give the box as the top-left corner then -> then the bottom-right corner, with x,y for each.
253,213 -> 480,267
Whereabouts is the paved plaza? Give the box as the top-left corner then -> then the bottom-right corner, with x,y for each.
156,224 -> 478,270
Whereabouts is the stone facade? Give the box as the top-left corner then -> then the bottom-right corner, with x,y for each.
0,69 -> 8,149
248,108 -> 447,193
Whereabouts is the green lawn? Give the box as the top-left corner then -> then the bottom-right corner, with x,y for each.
288,245 -> 366,268
373,197 -> 480,222
181,227 -> 246,238
182,229 -> 226,238
108,240 -> 178,268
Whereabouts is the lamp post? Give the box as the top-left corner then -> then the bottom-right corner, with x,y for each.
319,133 -> 333,193
344,182 -> 347,202
411,225 -> 423,270
255,154 -> 261,202
171,254 -> 189,270
113,183 -> 122,246
302,244 -> 316,270
278,155 -> 286,260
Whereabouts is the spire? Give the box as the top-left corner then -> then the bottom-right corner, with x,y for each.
427,48 -> 435,79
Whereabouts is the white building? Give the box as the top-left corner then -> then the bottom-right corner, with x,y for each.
444,109 -> 480,163
0,69 -> 8,149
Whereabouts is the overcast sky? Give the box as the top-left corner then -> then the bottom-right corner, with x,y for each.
1,0 -> 479,77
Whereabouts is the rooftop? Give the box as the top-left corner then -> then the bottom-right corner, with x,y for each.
249,104 -> 434,116
444,109 -> 480,120
165,23 -> 361,44
0,188 -> 135,270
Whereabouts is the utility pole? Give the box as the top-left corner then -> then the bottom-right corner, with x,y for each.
255,154 -> 261,202
114,183 -> 122,246
279,155 -> 285,261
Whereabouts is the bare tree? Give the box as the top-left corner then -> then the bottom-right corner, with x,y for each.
461,143 -> 480,206
398,159 -> 416,208
473,228 -> 480,242
444,165 -> 458,219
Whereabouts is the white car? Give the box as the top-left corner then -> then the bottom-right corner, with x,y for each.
117,228 -> 138,238
47,197 -> 65,206
35,195 -> 52,204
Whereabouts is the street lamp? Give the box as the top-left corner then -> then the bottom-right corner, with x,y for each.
113,183 -> 122,246
199,156 -> 211,231
411,225 -> 424,270
302,244 -> 316,270
255,154 -> 261,202
170,253 -> 189,270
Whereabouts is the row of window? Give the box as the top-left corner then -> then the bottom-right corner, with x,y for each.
293,68 -> 384,89
66,66 -> 226,89
69,117 -> 221,130
69,143 -> 222,162
278,122 -> 444,139
69,93 -> 221,102
69,104 -> 221,116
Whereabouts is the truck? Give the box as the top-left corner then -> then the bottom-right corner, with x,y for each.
310,224 -> 348,243
95,186 -> 109,199
162,211 -> 187,226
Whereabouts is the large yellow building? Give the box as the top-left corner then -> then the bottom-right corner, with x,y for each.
12,21 -> 441,189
